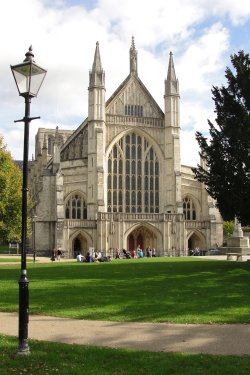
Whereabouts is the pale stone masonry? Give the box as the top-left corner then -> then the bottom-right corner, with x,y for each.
29,38 -> 223,258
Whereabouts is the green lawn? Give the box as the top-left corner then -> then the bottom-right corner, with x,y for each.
1,334 -> 250,375
0,258 -> 33,263
0,257 -> 250,324
1,258 -> 250,374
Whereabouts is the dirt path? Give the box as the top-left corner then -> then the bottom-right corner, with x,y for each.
1,312 -> 250,355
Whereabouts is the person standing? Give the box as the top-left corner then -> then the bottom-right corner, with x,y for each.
57,248 -> 62,261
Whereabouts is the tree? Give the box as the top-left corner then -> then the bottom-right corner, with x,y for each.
223,221 -> 234,239
0,135 -> 22,242
192,51 -> 250,225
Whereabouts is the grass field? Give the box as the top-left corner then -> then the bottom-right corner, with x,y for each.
0,257 -> 250,324
0,258 -> 33,263
1,334 -> 250,375
1,257 -> 250,374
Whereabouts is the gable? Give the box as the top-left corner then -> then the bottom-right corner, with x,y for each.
106,75 -> 164,120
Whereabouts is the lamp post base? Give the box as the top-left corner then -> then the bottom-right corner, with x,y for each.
18,272 -> 30,355
17,340 -> 30,356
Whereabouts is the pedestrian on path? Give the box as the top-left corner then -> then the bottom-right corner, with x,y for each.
57,248 -> 62,261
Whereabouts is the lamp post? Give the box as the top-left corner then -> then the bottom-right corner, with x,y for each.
11,46 -> 46,355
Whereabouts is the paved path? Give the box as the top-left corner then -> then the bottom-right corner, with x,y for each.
1,312 -> 250,355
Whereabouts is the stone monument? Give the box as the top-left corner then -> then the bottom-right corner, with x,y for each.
226,218 -> 250,255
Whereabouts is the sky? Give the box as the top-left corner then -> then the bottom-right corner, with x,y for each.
1,0 -> 250,166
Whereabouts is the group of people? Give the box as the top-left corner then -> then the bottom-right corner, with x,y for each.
115,246 -> 157,259
76,251 -> 112,263
189,247 -> 200,256
51,248 -> 63,261
51,246 -> 157,262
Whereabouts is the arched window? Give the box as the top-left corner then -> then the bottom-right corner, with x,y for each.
183,197 -> 196,220
65,194 -> 87,219
48,136 -> 54,155
107,132 -> 159,213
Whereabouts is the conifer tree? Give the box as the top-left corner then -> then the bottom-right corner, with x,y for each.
192,51 -> 250,225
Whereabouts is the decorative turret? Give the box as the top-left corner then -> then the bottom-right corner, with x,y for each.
165,52 -> 179,96
129,36 -> 138,76
89,41 -> 105,89
164,51 -> 182,213
164,52 -> 180,129
87,42 -> 106,219
88,42 -> 105,122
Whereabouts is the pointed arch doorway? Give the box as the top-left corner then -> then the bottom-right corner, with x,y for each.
187,231 -> 205,255
73,234 -> 88,258
127,226 -> 157,251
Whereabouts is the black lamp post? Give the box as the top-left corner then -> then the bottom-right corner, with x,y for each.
11,46 -> 46,355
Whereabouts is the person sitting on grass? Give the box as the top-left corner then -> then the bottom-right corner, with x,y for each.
85,252 -> 94,262
76,252 -> 85,262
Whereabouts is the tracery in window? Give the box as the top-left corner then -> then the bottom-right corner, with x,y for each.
125,105 -> 143,117
65,194 -> 87,219
107,132 -> 159,213
183,197 -> 196,220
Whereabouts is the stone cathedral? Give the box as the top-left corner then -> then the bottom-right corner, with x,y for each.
29,39 -> 223,258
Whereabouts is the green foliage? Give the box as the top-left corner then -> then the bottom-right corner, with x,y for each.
223,221 -> 235,238
1,335 -> 250,375
0,135 -> 22,242
192,51 -> 250,225
1,258 -> 250,324
0,244 -> 9,253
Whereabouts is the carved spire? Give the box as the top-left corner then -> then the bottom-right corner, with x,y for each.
92,41 -> 102,72
165,52 -> 179,96
89,42 -> 105,88
130,36 -> 138,76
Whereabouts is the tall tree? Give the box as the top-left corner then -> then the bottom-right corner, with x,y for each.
192,51 -> 250,225
0,135 -> 22,242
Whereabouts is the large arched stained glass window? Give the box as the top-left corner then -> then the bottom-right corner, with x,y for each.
183,197 -> 196,220
65,194 -> 87,219
107,133 -> 159,213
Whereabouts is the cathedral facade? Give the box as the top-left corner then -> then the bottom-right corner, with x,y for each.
29,39 -> 223,258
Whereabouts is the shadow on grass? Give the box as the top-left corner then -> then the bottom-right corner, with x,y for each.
1,258 -> 250,324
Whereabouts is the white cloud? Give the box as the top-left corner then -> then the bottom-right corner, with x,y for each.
177,23 -> 229,93
180,130 -> 200,167
209,0 -> 250,25
0,0 -> 250,166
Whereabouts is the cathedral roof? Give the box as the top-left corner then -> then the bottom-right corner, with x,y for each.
106,37 -> 164,117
